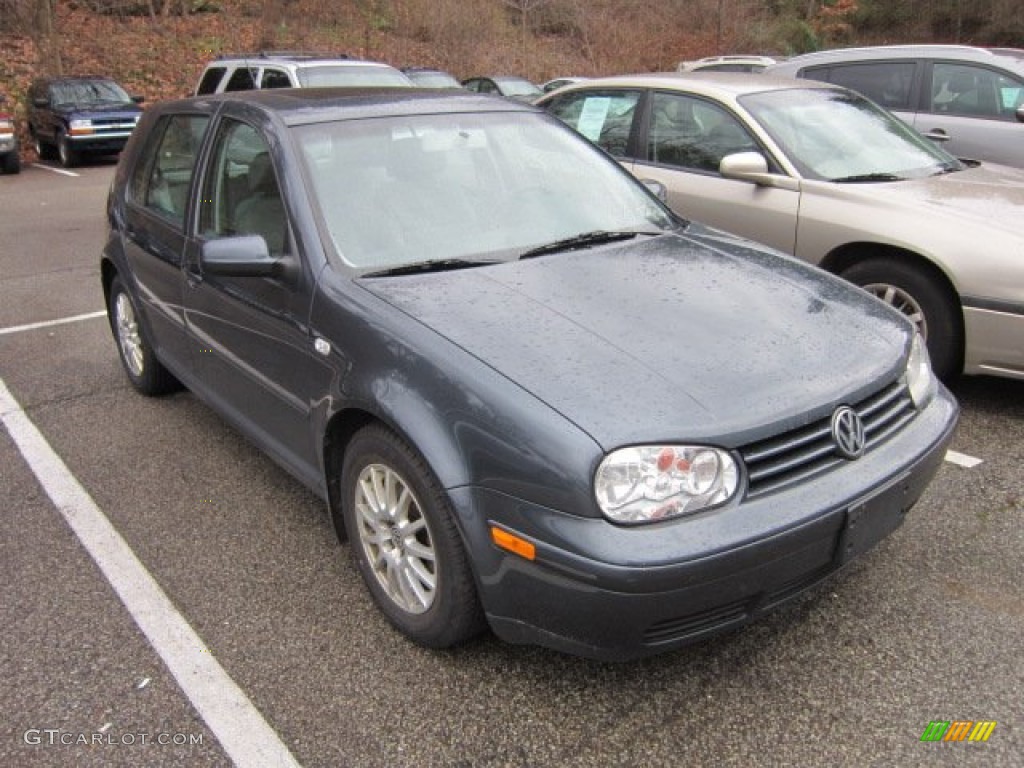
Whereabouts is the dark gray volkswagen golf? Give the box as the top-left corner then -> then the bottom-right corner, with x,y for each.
101,88 -> 958,660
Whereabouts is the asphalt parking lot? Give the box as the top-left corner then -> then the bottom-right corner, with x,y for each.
1,160 -> 1021,767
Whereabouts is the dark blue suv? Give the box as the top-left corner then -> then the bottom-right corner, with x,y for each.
28,76 -> 143,167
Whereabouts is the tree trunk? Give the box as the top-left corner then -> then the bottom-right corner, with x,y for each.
34,0 -> 62,76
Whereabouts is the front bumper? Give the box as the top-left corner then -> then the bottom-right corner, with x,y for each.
0,134 -> 16,154
69,131 -> 134,154
450,386 -> 958,661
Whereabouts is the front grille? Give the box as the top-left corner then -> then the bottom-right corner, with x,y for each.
643,599 -> 749,644
740,379 -> 916,499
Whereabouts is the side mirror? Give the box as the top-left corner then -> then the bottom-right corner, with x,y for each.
132,95 -> 145,104
1016,104 -> 1024,124
719,151 -> 799,191
202,235 -> 291,279
33,97 -> 50,108
640,178 -> 668,203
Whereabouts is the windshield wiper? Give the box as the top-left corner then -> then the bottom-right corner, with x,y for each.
518,230 -> 661,260
830,172 -> 904,183
360,258 -> 499,278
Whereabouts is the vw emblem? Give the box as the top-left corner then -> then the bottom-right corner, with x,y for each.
831,406 -> 866,460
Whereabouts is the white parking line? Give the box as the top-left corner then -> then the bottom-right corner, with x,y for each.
0,378 -> 302,768
0,310 -> 107,337
31,163 -> 80,177
945,450 -> 984,468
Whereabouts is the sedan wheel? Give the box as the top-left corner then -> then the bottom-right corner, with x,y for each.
841,257 -> 962,380
341,425 -> 485,647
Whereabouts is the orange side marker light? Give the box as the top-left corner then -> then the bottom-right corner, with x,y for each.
490,526 -> 536,561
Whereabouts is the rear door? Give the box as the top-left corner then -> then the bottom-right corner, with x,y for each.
121,112 -> 211,377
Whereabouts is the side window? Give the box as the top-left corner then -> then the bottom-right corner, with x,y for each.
130,114 -> 210,225
647,92 -> 757,173
224,67 -> 257,92
931,62 -> 1018,118
463,79 -> 481,93
196,67 -> 226,95
545,90 -> 640,158
200,119 -> 289,255
260,68 -> 292,89
826,62 -> 915,110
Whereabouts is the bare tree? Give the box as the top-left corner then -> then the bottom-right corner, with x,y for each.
33,0 -> 62,75
501,0 -> 548,70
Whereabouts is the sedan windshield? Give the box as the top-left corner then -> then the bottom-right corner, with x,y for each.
295,111 -> 675,271
740,88 -> 961,182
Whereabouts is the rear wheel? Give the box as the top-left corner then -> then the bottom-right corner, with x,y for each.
108,276 -> 179,395
341,424 -> 485,648
841,258 -> 962,380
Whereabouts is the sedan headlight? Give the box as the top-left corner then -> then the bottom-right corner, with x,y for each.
906,333 -> 936,409
595,445 -> 739,524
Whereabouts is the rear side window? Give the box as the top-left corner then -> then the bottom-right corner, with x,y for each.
814,62 -> 916,110
261,68 -> 292,89
130,114 -> 210,225
225,67 -> 257,91
545,90 -> 641,158
196,67 -> 226,95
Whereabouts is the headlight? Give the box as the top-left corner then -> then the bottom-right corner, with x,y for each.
905,333 -> 936,409
69,119 -> 94,136
595,445 -> 739,524
0,117 -> 13,134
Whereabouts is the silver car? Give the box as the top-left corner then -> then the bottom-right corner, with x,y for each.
538,73 -> 1024,381
767,45 -> 1024,168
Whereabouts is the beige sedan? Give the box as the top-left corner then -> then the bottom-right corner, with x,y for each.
538,73 -> 1024,381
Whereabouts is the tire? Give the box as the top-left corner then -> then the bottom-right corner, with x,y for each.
341,424 -> 485,648
1,152 -> 19,174
108,276 -> 180,395
841,257 -> 962,380
57,128 -> 79,168
33,133 -> 52,161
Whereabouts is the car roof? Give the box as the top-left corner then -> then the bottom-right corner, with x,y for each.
544,71 -> 838,99
172,87 -> 536,125
774,44 -> 1024,70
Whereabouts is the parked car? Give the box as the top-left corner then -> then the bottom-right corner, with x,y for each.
679,55 -> 779,73
767,45 -> 1024,168
27,76 -> 143,168
461,75 -> 543,102
538,73 -> 1024,381
0,94 -> 20,174
194,52 -> 413,94
541,76 -> 589,93
102,88 -> 956,660
401,67 -> 463,89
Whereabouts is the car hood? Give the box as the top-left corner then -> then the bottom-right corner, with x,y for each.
870,162 -> 1024,235
361,230 -> 909,449
53,103 -> 141,118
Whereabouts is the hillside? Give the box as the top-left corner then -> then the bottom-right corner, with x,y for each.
1,0 -> 1021,161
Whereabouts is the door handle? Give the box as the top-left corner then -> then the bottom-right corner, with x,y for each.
922,129 -> 951,142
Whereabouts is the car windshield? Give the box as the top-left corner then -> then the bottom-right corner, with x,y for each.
499,79 -> 543,98
297,66 -> 413,87
295,111 -> 674,271
740,88 -> 960,181
52,79 -> 131,106
407,71 -> 462,89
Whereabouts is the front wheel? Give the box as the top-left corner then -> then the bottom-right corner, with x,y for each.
108,276 -> 179,395
341,425 -> 485,648
57,129 -> 79,168
841,258 -> 962,380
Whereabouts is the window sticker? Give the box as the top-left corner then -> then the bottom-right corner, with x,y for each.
577,97 -> 612,142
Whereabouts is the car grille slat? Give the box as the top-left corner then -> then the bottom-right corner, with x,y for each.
741,379 -> 915,499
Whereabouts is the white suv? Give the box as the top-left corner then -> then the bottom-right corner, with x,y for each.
194,52 -> 413,95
